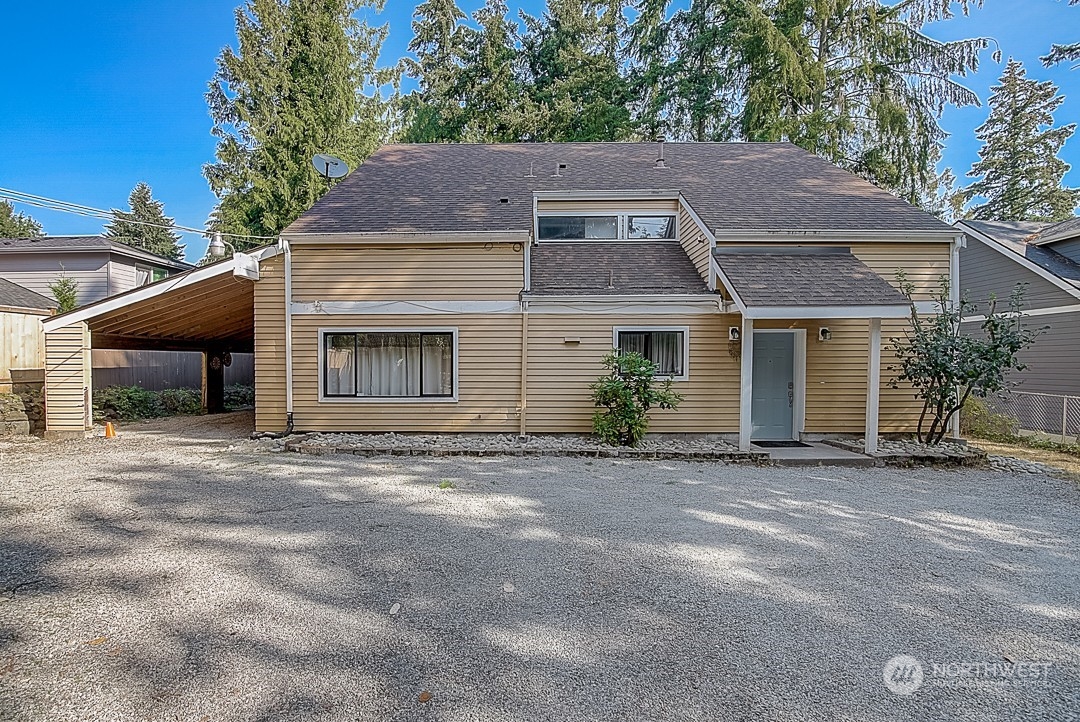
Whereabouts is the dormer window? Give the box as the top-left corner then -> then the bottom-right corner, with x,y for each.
537,213 -> 677,241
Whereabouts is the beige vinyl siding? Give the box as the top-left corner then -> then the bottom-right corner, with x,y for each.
678,205 -> 712,282
292,313 -> 522,432
44,322 -> 91,434
254,257 -> 287,431
849,242 -> 950,301
1,310 -> 48,389
291,244 -> 524,301
526,314 -> 740,434
959,238 -> 1076,313
536,199 -> 679,213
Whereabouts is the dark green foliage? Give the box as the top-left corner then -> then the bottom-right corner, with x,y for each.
47,275 -> 79,313
1042,0 -> 1079,68
93,386 -> 204,421
0,200 -> 43,238
105,182 -> 185,260
591,350 -> 683,446
960,397 -> 1019,443
204,0 -> 396,245
963,59 -> 1080,222
400,0 -> 469,142
224,384 -> 256,410
889,273 -> 1041,445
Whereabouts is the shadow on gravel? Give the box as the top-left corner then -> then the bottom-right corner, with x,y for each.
3,439 -> 1079,721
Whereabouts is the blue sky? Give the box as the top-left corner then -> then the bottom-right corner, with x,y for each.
0,1 -> 1075,261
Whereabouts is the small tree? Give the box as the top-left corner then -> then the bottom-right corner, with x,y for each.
48,275 -> 79,313
888,272 -> 1040,445
590,350 -> 682,446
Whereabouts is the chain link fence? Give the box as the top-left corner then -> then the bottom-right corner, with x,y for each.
985,391 -> 1080,439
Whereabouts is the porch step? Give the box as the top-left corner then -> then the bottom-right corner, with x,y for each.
754,442 -> 875,467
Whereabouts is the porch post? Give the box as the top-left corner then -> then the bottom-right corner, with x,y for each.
865,318 -> 882,454
739,316 -> 754,451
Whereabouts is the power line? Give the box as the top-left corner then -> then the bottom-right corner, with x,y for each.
0,187 -> 279,242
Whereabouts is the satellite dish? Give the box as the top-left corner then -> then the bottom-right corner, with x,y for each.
313,154 -> 349,179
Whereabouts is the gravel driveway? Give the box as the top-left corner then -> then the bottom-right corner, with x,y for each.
1,413 -> 1078,721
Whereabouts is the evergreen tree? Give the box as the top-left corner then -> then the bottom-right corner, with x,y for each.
0,200 -> 44,238
400,0 -> 469,142
105,182 -> 185,260
716,0 -> 990,206
963,59 -> 1080,222
1042,0 -> 1079,68
458,0 -> 522,142
517,0 -> 635,141
204,0 -> 396,244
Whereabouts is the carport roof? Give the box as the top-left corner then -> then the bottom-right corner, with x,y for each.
42,247 -> 278,351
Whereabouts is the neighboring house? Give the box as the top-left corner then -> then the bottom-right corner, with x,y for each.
0,235 -> 191,307
958,218 -> 1080,434
0,277 -> 54,392
39,142 -> 964,449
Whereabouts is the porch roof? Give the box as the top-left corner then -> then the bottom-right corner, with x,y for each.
713,246 -> 910,319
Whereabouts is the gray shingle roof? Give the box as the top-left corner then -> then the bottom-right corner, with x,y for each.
1034,216 -> 1080,245
285,143 -> 955,236
713,246 -> 909,307
0,235 -> 192,269
0,277 -> 54,310
961,220 -> 1080,289
528,242 -> 711,296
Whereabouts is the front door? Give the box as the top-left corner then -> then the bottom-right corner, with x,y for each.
752,332 -> 795,440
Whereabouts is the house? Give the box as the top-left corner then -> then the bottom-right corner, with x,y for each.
0,235 -> 191,306
39,143 -> 964,450
958,218 -> 1080,434
0,277 -> 54,392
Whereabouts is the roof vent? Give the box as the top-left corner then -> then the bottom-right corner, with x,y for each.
499,197 -> 509,204
654,140 -> 667,169
524,162 -> 536,178
552,163 -> 567,177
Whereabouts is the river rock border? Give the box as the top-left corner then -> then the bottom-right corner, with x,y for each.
826,438 -> 987,467
284,432 -> 768,463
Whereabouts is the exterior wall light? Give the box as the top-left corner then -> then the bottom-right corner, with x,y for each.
208,232 -> 235,258
818,327 -> 832,342
728,327 -> 741,341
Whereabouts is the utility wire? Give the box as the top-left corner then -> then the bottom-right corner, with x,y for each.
0,187 -> 279,242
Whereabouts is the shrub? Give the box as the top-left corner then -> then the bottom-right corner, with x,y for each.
159,388 -> 202,416
224,384 -> 255,410
93,386 -> 162,421
590,350 -> 682,446
960,397 -> 1019,442
48,275 -> 79,313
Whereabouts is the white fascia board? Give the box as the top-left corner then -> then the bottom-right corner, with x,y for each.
526,302 -> 721,315
532,189 -> 681,200
521,294 -> 719,304
960,302 -> 1080,324
677,195 -> 716,244
711,229 -> 959,243
710,262 -> 747,314
956,221 -> 1080,302
744,305 -> 911,320
42,253 -> 258,332
282,231 -> 531,245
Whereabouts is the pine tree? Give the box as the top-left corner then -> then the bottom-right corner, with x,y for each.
400,0 -> 469,142
204,0 -> 396,244
0,200 -> 44,238
963,59 -> 1080,222
105,183 -> 185,260
458,0 -> 522,142
716,0 -> 990,206
517,0 -> 635,141
1042,0 -> 1079,68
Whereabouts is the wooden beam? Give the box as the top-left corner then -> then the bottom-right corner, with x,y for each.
92,333 -> 254,353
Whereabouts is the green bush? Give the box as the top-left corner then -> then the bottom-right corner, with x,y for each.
590,350 -> 682,446
960,397 -> 1020,442
224,384 -> 255,410
93,386 -> 163,421
159,388 -> 202,416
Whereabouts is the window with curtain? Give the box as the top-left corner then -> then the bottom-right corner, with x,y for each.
537,215 -> 619,240
323,331 -> 454,398
135,265 -> 152,286
616,330 -> 685,378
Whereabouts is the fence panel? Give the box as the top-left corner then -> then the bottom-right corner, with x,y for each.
987,391 -> 1080,438
91,350 -> 254,390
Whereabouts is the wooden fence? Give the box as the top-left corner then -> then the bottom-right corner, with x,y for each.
1,309 -> 49,392
92,350 -> 254,390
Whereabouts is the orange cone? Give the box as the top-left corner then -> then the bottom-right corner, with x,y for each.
104,422 -> 117,439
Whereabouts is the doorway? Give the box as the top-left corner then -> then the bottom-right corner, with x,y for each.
751,330 -> 805,441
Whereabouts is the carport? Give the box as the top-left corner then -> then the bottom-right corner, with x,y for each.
40,248 -> 276,439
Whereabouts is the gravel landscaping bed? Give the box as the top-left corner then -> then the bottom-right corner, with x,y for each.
829,438 -> 988,466
287,431 -> 765,462
1,413 -> 1078,721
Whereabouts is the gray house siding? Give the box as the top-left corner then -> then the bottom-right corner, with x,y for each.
0,252 -> 110,306
108,257 -> 139,295
959,238 -> 1077,313
1046,237 -> 1080,265
1006,310 -> 1080,396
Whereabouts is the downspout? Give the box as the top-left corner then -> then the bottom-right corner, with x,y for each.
283,237 -> 295,434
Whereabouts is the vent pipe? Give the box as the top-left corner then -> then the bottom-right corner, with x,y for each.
655,140 -> 667,169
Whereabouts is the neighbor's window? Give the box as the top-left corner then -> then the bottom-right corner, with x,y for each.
617,329 -> 686,378
627,215 -> 676,239
324,331 -> 454,399
152,268 -> 168,282
135,265 -> 152,286
538,215 -> 619,240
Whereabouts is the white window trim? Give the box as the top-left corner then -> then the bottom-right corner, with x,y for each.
536,211 -> 679,242
317,326 -> 460,403
612,325 -> 691,382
